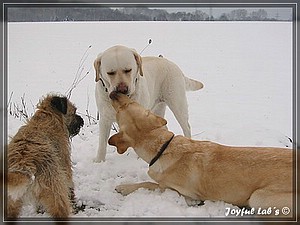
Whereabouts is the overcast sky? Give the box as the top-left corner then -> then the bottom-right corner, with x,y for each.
160,7 -> 293,20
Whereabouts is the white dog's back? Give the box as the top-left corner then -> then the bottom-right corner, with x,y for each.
142,56 -> 203,93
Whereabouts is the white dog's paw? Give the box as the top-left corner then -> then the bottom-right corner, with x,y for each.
93,156 -> 105,163
115,184 -> 137,196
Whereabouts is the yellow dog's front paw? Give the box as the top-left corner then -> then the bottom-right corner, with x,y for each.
115,184 -> 137,196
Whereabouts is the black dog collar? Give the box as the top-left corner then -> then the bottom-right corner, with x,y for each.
149,134 -> 175,167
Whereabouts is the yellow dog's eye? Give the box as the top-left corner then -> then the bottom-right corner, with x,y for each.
124,69 -> 132,73
107,71 -> 116,76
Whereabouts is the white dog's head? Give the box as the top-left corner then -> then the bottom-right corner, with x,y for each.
94,45 -> 143,96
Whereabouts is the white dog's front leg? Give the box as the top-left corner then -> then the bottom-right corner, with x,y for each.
94,118 -> 112,163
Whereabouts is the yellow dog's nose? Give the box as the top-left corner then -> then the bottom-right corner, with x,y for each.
109,91 -> 120,101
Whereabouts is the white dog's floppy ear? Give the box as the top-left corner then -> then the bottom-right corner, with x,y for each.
131,49 -> 143,76
94,55 -> 102,82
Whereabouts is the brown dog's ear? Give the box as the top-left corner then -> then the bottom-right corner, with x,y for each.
108,132 -> 131,154
94,55 -> 102,82
51,96 -> 68,114
132,49 -> 143,76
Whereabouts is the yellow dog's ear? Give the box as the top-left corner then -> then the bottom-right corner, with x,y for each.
131,49 -> 143,76
94,55 -> 102,82
108,131 -> 131,154
157,117 -> 167,127
146,110 -> 167,129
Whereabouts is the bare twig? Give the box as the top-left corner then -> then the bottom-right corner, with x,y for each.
8,93 -> 32,121
84,90 -> 97,125
65,45 -> 92,99
112,123 -> 119,132
7,91 -> 13,108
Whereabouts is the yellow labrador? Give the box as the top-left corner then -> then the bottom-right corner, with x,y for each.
108,91 -> 293,217
93,45 -> 203,162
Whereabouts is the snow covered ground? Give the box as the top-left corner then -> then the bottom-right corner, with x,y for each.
6,21 -> 293,222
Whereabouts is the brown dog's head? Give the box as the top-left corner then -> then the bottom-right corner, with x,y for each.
38,94 -> 84,137
108,91 -> 167,154
93,45 -> 143,96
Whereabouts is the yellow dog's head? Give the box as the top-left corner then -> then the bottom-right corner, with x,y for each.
108,91 -> 167,154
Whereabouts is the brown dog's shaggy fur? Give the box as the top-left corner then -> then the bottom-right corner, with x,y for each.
7,94 -> 84,219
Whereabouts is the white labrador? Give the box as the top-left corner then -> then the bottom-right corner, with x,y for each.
93,45 -> 203,162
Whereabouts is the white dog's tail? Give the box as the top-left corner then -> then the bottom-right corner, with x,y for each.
184,77 -> 204,91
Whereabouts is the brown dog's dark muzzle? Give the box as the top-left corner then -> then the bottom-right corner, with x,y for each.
68,115 -> 84,138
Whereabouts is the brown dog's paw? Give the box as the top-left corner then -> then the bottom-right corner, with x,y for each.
115,184 -> 137,196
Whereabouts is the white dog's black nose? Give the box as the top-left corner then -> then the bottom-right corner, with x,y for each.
116,82 -> 129,94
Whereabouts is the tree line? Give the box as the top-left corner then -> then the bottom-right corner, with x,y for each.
7,7 -> 288,22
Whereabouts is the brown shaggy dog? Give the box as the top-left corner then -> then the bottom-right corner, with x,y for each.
7,94 -> 84,219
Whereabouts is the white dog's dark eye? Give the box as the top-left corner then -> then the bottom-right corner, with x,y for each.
124,69 -> 132,73
107,71 -> 116,76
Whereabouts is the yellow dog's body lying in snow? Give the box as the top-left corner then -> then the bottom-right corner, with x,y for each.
108,91 -> 293,217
